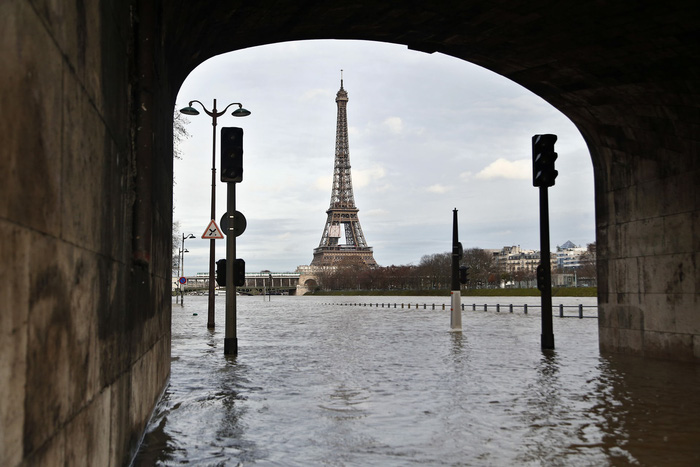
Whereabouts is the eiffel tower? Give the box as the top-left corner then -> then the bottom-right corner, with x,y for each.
311,75 -> 377,268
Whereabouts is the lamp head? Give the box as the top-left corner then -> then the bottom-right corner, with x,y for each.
232,104 -> 251,117
179,106 -> 199,116
186,234 -> 195,239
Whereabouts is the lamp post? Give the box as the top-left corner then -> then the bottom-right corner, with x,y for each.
180,100 -> 250,328
180,233 -> 195,305
176,247 -> 183,304
178,248 -> 188,301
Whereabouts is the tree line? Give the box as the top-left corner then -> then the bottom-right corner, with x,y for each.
314,245 -> 596,291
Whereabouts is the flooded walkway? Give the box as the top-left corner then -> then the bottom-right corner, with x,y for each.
134,295 -> 700,465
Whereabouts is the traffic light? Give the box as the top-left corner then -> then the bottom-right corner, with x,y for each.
233,258 -> 246,287
536,263 -> 546,291
458,265 -> 469,284
453,241 -> 463,260
216,258 -> 246,286
216,259 -> 226,286
221,127 -> 243,182
532,134 -> 558,187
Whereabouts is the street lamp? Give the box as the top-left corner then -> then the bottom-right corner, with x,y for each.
176,247 -> 183,304
177,247 -> 188,301
179,100 -> 250,328
180,233 -> 195,306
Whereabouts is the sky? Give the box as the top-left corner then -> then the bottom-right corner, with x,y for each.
174,40 -> 594,275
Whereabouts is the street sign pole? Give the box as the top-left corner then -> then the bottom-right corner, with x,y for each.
224,181 -> 238,356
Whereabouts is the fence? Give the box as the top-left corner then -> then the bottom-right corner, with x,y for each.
325,302 -> 598,319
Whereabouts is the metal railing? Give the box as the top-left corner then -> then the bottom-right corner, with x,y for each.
326,302 -> 598,319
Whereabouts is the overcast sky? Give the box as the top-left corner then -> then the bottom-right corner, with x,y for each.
174,40 -> 594,275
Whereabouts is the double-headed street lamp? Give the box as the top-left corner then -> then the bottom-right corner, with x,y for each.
179,100 -> 251,328
180,233 -> 195,305
176,247 -> 188,303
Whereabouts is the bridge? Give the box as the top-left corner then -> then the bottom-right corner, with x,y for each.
173,272 -> 307,295
4,2 -> 699,466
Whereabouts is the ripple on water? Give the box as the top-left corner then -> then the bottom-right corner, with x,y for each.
134,295 -> 700,466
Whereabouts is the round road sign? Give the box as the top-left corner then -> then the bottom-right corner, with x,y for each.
179,276 -> 187,284
220,211 -> 247,237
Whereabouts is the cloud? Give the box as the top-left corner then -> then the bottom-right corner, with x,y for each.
300,88 -> 332,102
426,184 -> 452,194
382,117 -> 403,134
175,40 -> 594,273
352,165 -> 386,188
476,158 -> 530,180
314,175 -> 332,191
365,208 -> 389,217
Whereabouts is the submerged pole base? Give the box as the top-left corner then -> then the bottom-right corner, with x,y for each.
224,337 -> 238,356
541,334 -> 555,350
450,290 -> 462,331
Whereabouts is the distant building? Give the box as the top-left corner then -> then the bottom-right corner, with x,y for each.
490,245 -> 554,273
556,241 -> 587,270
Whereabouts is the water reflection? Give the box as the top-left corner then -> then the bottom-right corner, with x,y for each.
134,296 -> 700,465
518,351 -> 565,465
214,359 -> 256,462
595,353 -> 700,465
449,330 -> 465,357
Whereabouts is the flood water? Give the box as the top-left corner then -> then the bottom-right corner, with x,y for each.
134,295 -> 700,466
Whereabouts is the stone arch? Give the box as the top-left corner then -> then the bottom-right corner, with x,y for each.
163,2 -> 699,360
5,2 -> 699,466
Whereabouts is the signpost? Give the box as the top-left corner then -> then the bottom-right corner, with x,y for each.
201,220 -> 225,240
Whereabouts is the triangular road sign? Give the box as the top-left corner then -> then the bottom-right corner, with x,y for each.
201,219 -> 225,239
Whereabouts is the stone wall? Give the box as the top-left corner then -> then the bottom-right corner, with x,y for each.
591,130 -> 699,361
1,0 -> 172,465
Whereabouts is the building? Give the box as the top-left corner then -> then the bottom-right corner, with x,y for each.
556,240 -> 588,270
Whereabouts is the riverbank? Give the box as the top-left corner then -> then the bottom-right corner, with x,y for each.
311,287 -> 597,297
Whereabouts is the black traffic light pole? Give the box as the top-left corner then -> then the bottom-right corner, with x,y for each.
224,182 -> 238,356
532,134 -> 558,350
538,185 -> 555,350
222,127 -> 245,356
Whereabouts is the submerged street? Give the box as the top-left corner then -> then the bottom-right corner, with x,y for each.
134,295 -> 700,466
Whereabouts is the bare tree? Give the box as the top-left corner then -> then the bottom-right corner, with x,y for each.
173,107 -> 190,160
578,242 -> 597,284
172,107 -> 190,275
461,248 -> 497,288
418,253 -> 451,289
172,220 -> 181,277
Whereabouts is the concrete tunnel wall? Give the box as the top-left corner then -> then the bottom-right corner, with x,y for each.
2,0 -> 173,465
1,0 -> 699,465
